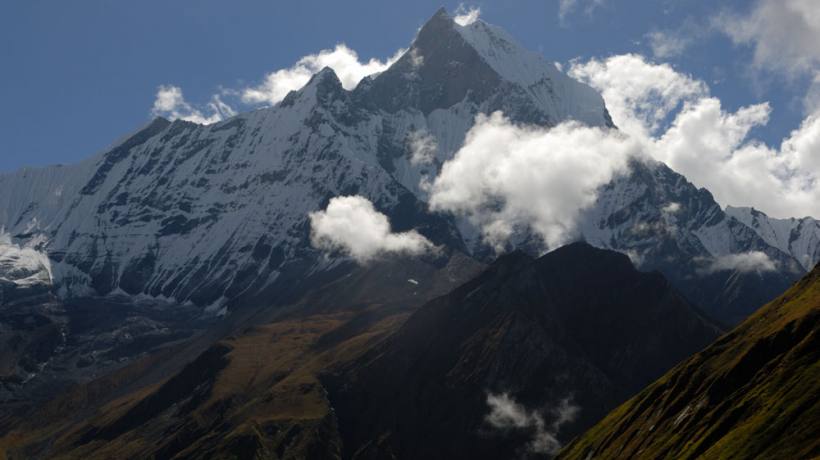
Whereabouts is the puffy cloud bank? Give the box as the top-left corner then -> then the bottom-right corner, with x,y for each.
572,1 -> 820,219
569,54 -> 707,137
569,53 -> 820,219
309,196 -> 434,263
429,112 -> 637,250
485,393 -> 579,456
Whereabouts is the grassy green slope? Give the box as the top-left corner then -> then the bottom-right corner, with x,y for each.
558,266 -> 820,460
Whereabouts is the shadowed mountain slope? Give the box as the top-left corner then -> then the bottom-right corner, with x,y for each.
0,255 -> 483,460
326,243 -> 721,459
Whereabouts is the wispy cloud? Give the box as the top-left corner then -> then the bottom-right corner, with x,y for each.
485,392 -> 579,456
699,251 -> 778,274
558,0 -> 606,22
646,30 -> 693,59
715,0 -> 820,77
151,85 -> 236,125
714,0 -> 820,114
407,130 -> 438,166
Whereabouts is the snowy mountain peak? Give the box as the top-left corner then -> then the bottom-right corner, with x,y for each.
280,66 -> 345,110
0,7 -> 811,327
454,18 -> 558,86
356,7 -> 611,128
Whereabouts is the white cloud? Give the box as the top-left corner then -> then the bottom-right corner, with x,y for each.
407,130 -> 437,166
309,195 -> 434,263
454,4 -> 481,26
569,54 -> 707,137
429,112 -> 636,250
700,251 -> 777,274
662,202 -> 682,215
241,44 -> 405,105
485,393 -> 579,456
150,43 -> 404,124
570,54 -> 820,219
151,85 -> 235,125
654,97 -> 820,219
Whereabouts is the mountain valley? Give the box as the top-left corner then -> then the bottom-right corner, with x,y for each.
1,6 -> 818,460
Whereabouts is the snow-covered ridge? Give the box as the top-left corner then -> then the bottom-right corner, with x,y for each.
0,9 -> 614,306
578,159 -> 799,268
725,206 -> 820,271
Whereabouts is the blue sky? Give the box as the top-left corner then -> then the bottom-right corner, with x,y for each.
0,0 -> 815,172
